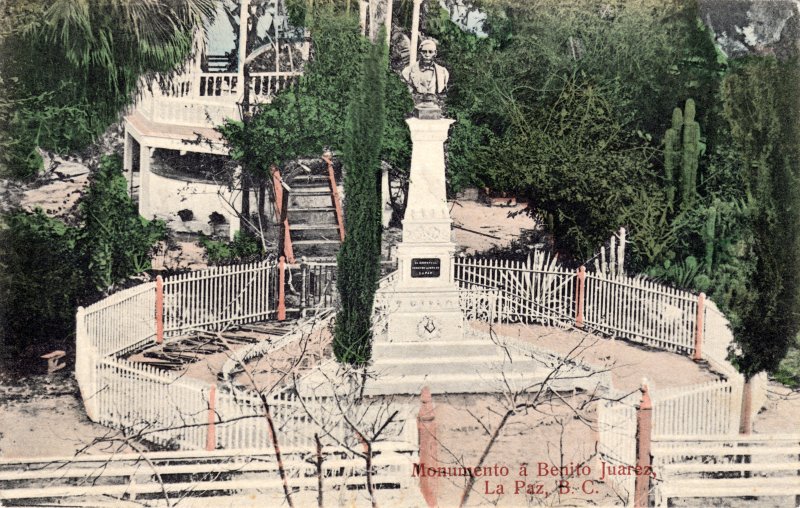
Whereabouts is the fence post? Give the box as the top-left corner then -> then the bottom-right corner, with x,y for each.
739,377 -> 752,435
618,226 -> 626,274
155,275 -> 164,345
634,379 -> 653,508
206,384 -> 217,451
418,386 -> 438,508
693,292 -> 705,361
300,257 -> 308,317
575,266 -> 586,328
278,256 -> 287,321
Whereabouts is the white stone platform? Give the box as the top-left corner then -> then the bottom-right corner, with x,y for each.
363,326 -> 605,396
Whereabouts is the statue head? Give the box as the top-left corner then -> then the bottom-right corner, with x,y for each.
418,39 -> 438,66
400,37 -> 449,114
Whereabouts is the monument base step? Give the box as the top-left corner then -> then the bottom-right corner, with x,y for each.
371,355 -> 539,377
372,339 -> 501,359
362,370 -> 547,396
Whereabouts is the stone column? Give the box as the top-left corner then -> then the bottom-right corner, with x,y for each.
123,130 -> 134,194
139,145 -> 154,218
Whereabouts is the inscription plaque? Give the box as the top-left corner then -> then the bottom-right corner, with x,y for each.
411,258 -> 441,278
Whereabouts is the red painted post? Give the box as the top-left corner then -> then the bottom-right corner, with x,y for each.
739,377 -> 752,435
155,275 -> 164,344
693,292 -> 705,361
323,151 -> 346,242
575,266 -> 586,328
206,384 -> 217,451
417,386 -> 437,508
278,256 -> 287,321
634,379 -> 653,508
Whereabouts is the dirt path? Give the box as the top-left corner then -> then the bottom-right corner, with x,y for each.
0,374 -> 134,458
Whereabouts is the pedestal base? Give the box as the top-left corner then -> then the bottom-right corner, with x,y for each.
384,287 -> 463,342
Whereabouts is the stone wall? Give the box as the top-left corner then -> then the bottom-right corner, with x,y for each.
699,0 -> 799,58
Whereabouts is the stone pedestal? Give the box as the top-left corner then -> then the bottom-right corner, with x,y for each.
385,116 -> 463,342
367,110 -> 552,396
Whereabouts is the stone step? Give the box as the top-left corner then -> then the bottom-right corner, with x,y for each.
290,192 -> 334,209
371,357 -> 538,377
289,224 -> 341,241
291,174 -> 330,186
289,207 -> 337,225
291,239 -> 341,257
372,340 -> 501,359
362,370 -> 549,396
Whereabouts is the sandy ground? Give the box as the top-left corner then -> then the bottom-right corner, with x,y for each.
0,374 -> 135,459
0,155 -> 89,221
470,322 -> 719,393
450,199 -> 539,254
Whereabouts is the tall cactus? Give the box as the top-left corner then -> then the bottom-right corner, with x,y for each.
662,99 -> 702,209
681,99 -> 701,205
663,107 -> 683,208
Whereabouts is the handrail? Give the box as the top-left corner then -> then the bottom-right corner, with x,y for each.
271,165 -> 295,262
322,153 -> 346,242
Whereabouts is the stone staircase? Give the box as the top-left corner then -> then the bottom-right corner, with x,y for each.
364,330 -> 554,395
286,166 -> 343,259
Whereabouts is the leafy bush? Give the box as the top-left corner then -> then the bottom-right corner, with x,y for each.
80,155 -> 166,291
0,155 -> 165,366
0,210 -> 87,358
200,230 -> 263,264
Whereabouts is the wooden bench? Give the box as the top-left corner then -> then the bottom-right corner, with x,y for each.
40,350 -> 66,374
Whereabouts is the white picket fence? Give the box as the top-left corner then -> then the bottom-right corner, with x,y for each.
82,282 -> 156,357
93,355 -> 362,451
584,273 -> 699,354
95,357 -> 209,449
650,378 -> 742,436
163,260 -> 277,335
597,388 -> 639,505
454,255 -> 705,356
78,259 -> 328,449
455,254 -> 576,326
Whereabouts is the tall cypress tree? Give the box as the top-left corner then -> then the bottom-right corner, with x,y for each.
722,57 -> 800,378
333,32 -> 387,365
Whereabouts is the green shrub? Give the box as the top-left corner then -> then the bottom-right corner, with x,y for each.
80,155 -> 166,291
200,230 -> 263,264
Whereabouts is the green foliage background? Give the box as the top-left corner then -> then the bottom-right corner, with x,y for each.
427,0 -> 800,381
0,155 -> 164,366
0,0 -> 213,178
218,13 -> 412,182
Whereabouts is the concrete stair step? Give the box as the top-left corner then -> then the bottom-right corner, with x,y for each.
291,188 -> 330,195
292,239 -> 341,257
290,193 -> 334,208
289,207 -> 338,225
372,358 -> 538,377
290,224 -> 340,230
290,224 -> 341,241
372,340 -> 501,358
291,175 -> 329,186
363,371 -> 548,396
